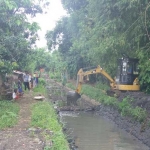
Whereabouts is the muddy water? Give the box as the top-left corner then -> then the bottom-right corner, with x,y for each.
61,111 -> 149,150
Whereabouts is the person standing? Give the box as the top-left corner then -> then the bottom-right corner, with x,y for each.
30,75 -> 33,89
23,71 -> 30,91
33,73 -> 36,87
28,73 -> 32,89
17,77 -> 23,96
35,73 -> 39,85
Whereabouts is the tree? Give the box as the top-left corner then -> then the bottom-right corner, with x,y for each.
0,0 -> 48,75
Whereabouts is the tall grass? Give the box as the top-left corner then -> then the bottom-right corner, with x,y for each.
0,101 -> 19,129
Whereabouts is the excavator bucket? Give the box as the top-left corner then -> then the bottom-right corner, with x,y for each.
106,89 -> 121,97
67,91 -> 81,105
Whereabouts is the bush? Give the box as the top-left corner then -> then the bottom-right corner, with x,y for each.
50,72 -> 61,80
39,78 -> 46,86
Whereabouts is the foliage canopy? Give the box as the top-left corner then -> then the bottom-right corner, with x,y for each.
0,0 -> 50,75
46,0 -> 150,92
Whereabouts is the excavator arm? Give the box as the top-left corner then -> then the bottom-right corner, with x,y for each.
75,65 -> 116,94
66,65 -> 116,105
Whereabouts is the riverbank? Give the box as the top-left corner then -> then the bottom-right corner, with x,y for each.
97,104 -> 150,147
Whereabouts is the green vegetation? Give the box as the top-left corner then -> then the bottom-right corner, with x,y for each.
66,83 -> 76,90
38,78 -> 46,86
33,84 -> 46,95
31,102 -> 69,150
0,0 -> 54,78
117,97 -> 147,122
67,82 -> 147,123
33,78 -> 46,95
0,101 -> 19,129
50,72 -> 61,82
0,0 -> 48,74
2,0 -> 150,95
32,78 -> 69,149
46,1 -> 150,93
95,82 -> 110,91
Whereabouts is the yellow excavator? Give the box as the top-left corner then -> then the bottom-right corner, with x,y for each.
67,57 -> 140,103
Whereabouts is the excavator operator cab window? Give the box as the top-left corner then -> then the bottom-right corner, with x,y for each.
127,62 -> 132,74
122,61 -> 128,75
133,63 -> 139,75
119,57 -> 139,85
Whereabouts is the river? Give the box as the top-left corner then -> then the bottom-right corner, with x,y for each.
60,111 -> 149,150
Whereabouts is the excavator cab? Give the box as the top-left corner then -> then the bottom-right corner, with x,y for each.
115,57 -> 139,90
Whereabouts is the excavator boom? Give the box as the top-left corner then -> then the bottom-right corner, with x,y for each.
75,66 -> 115,94
67,66 -> 116,105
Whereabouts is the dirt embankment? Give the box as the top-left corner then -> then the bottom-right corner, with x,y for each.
118,91 -> 150,114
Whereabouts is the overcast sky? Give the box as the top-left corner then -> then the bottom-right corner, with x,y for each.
33,0 -> 67,48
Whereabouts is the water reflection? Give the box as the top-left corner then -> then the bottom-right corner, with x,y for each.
61,112 -> 149,150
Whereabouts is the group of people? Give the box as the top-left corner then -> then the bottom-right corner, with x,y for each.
12,72 -> 39,100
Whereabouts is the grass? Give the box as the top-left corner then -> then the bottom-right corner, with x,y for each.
31,101 -> 69,150
49,72 -> 61,82
33,84 -> 46,95
0,101 -> 19,129
95,82 -> 110,91
67,82 -> 147,123
117,97 -> 147,122
32,77 -> 69,149
33,78 -> 46,95
66,83 -> 76,90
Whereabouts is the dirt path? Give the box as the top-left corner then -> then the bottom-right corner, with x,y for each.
0,91 -> 44,150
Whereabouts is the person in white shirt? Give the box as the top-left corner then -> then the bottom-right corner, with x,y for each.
23,71 -> 30,91
12,89 -> 19,100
